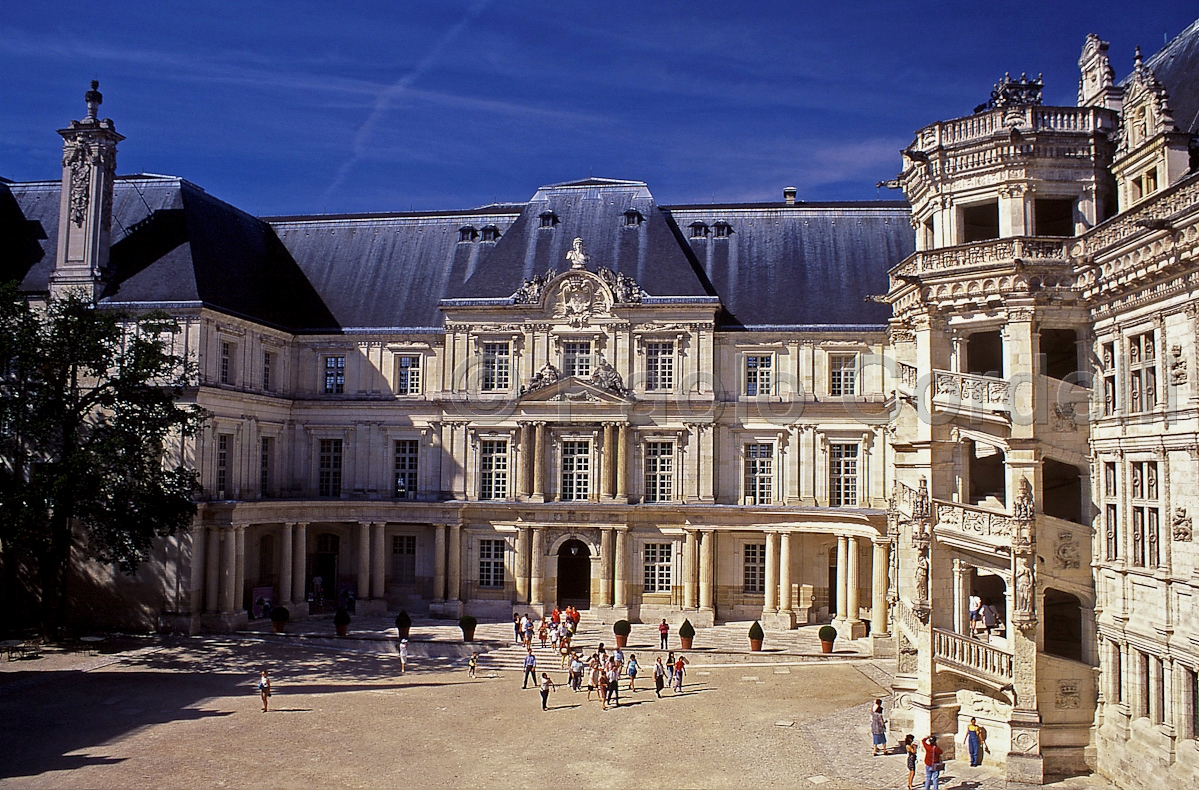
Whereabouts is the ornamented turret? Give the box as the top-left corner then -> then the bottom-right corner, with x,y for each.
50,80 -> 124,301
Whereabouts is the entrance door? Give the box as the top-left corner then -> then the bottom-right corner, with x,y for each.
557,539 -> 592,609
312,533 -> 340,611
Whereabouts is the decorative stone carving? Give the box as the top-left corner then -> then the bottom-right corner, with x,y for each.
1173,507 -> 1193,542
1013,556 -> 1037,632
566,236 -> 590,269
1170,344 -> 1187,385
1051,402 -> 1078,432
512,269 -> 555,305
1055,680 -> 1081,709
589,355 -> 630,396
596,267 -> 643,304
548,391 -> 600,403
523,363 -> 560,394
65,144 -> 91,228
897,633 -> 919,674
986,71 -> 1043,109
556,274 -> 608,328
914,552 -> 930,603
1012,728 -> 1039,754
1055,530 -> 1081,569
1012,476 -> 1036,554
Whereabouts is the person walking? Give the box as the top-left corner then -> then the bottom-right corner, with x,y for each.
606,661 -> 620,707
658,619 -> 670,650
922,734 -> 945,790
597,665 -> 609,710
539,672 -> 557,710
522,648 -> 537,689
653,656 -> 666,697
980,600 -> 998,642
467,652 -> 478,679
513,613 -> 522,644
903,734 -> 918,790
666,651 -> 676,684
399,639 -> 409,674
627,654 -> 640,691
257,670 -> 271,713
672,655 -> 687,693
964,717 -> 987,766
870,700 -> 887,756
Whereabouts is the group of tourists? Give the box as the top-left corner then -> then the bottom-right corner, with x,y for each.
514,608 -> 582,651
967,591 -> 1004,641
872,700 -> 988,790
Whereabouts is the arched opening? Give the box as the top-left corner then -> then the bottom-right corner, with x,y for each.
968,441 -> 1006,507
1043,588 -> 1084,662
312,532 -> 340,610
966,331 -> 1003,377
1043,459 -> 1084,524
971,569 -> 1008,641
557,539 -> 592,609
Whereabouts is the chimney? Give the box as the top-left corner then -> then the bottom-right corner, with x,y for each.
783,186 -> 797,205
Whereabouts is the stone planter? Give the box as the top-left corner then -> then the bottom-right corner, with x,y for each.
680,636 -> 694,650
615,634 -> 629,648
820,640 -> 834,653
749,638 -> 763,652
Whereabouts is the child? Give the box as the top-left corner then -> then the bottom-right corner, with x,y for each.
467,652 -> 478,679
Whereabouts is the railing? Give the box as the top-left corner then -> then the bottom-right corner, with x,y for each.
935,501 -> 1013,539
932,370 -> 1012,412
896,598 -> 924,639
924,106 -> 1100,149
891,236 -> 1068,279
896,362 -> 919,395
933,627 -> 1013,684
893,480 -> 924,519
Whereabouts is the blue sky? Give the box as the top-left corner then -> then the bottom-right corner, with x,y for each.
1,2 -> 1196,215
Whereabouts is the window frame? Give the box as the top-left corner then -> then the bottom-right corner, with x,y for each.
1130,459 -> 1160,568
743,442 -> 774,505
260,436 -> 272,497
1101,341 -> 1116,416
743,542 -> 766,594
562,340 -> 592,379
395,354 -> 422,396
318,438 -> 343,498
744,353 -> 774,397
829,442 -> 860,507
262,351 -> 273,392
391,534 -> 417,585
1127,331 -> 1157,414
559,439 -> 591,502
642,542 -> 673,594
480,341 -> 511,392
393,439 -> 419,500
219,341 -> 233,385
324,354 -> 346,395
828,353 -> 859,397
216,433 -> 231,497
478,539 -> 506,588
479,439 -> 509,500
644,340 -> 675,392
643,441 -> 675,503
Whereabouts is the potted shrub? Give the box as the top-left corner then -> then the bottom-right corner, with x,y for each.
748,620 -> 765,651
395,609 -> 412,640
613,619 -> 632,648
678,619 -> 696,650
459,614 -> 478,642
819,624 -> 838,654
270,606 -> 290,634
333,607 -> 351,637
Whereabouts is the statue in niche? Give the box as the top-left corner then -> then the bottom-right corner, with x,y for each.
589,354 -> 629,396
1015,563 -> 1035,614
914,554 -> 930,602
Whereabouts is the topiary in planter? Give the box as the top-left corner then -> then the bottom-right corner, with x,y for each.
613,619 -> 631,647
395,609 -> 412,639
748,621 -> 765,640
678,618 -> 696,649
818,624 -> 838,653
459,614 -> 478,642
270,606 -> 289,633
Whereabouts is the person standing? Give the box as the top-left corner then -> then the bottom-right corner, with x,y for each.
626,654 -> 640,691
672,655 -> 687,693
666,651 -> 676,685
870,700 -> 887,756
539,672 -> 557,710
658,619 -> 670,650
653,656 -> 666,698
980,600 -> 998,642
606,661 -> 620,708
964,717 -> 986,766
902,734 -> 918,790
513,613 -> 522,644
522,648 -> 537,689
468,652 -> 478,679
922,734 -> 944,790
399,639 -> 409,674
257,670 -> 271,713
968,591 -> 982,637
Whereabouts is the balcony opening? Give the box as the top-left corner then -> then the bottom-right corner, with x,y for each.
971,569 -> 1007,640
961,201 -> 999,243
1043,459 -> 1084,524
966,331 -> 1003,377
1043,588 -> 1084,662
1040,328 -> 1081,382
968,442 -> 1006,507
1034,198 -> 1075,237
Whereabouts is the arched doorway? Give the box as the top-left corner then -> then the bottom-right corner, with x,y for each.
557,539 -> 592,609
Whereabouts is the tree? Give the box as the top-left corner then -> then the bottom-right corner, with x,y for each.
0,283 -> 205,637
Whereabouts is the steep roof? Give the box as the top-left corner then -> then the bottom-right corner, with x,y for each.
1141,17 -> 1199,134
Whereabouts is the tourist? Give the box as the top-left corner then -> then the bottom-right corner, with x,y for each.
980,600 -> 999,641
513,613 -> 522,644
965,717 -> 986,766
673,655 -> 687,692
653,656 -> 666,697
523,615 -> 535,648
612,645 -> 624,669
597,664 -> 610,709
258,670 -> 271,713
968,591 -> 982,637
467,652 -> 478,679
538,672 -> 557,710
902,734 -> 917,790
606,660 -> 620,707
627,654 -> 640,691
570,653 -> 584,691
522,648 -> 537,689
666,651 -> 676,684
399,638 -> 409,674
588,659 -> 602,701
538,619 -> 549,648
658,619 -> 670,649
870,699 -> 887,755
921,734 -> 944,790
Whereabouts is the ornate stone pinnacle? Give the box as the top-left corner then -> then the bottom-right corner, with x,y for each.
85,80 -> 102,121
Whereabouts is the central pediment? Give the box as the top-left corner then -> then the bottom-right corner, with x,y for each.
518,376 -> 632,405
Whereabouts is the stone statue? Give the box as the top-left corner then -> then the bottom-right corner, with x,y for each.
566,237 -> 590,270
1173,507 -> 1193,542
512,269 -> 555,305
597,266 -> 643,304
525,362 -> 560,393
1015,563 -> 1035,613
914,554 -> 930,602
1013,477 -> 1035,521
589,355 -> 629,396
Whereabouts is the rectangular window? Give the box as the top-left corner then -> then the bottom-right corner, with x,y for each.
563,341 -> 591,378
829,354 -> 858,396
1114,645 -> 1124,704
743,543 -> 766,594
744,443 -> 774,505
1104,462 -> 1117,498
829,443 -> 860,507
481,342 -> 510,391
396,355 -> 421,395
1101,341 -> 1116,416
391,535 -> 416,585
478,539 -> 505,588
1130,460 -> 1160,568
1128,332 -> 1157,413
643,543 -> 672,593
324,355 -> 346,394
560,440 -> 590,501
643,441 -> 675,503
260,437 -> 272,496
262,351 -> 272,391
220,342 -> 232,385
319,438 -> 343,498
479,439 -> 509,500
1189,666 -> 1199,739
394,439 -> 419,500
645,341 -> 674,391
1139,650 -> 1151,719
216,433 -> 231,497
1106,504 -> 1120,561
745,354 -> 773,396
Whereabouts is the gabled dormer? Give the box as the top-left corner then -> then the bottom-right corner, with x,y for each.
1112,47 -> 1193,210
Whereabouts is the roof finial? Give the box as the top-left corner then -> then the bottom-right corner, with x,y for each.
1134,45 -> 1143,69
85,80 -> 102,121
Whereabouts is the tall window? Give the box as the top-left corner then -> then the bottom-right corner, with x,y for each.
743,543 -> 766,593
324,355 -> 346,394
478,539 -> 505,588
829,443 -> 859,507
396,355 -> 421,395
643,543 -> 672,593
1104,462 -> 1118,560
645,341 -> 674,391
216,434 -> 231,497
744,443 -> 773,505
260,437 -> 272,496
319,438 -> 343,498
829,354 -> 857,396
391,535 -> 416,584
479,440 -> 509,500
262,351 -> 272,391
1114,644 -> 1124,704
1128,332 -> 1157,413
394,439 -> 419,499
1130,460 -> 1159,568
560,440 -> 590,501
563,341 -> 591,378
481,342 -> 510,391
1188,666 -> 1199,739
745,355 -> 772,396
220,342 -> 232,385
1101,341 -> 1116,416
644,441 -> 674,502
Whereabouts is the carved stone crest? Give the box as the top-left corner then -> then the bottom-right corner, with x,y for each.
1055,680 -> 1080,709
559,277 -> 599,327
1172,507 -> 1193,542
1054,530 -> 1081,570
1051,402 -> 1078,432
512,269 -> 555,305
596,266 -> 643,304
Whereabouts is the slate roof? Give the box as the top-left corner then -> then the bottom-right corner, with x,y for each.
1140,17 -> 1199,134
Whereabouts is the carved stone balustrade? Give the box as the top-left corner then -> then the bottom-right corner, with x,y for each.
891,236 -> 1068,280
933,627 -> 1014,687
896,362 -> 919,395
895,597 -> 927,641
931,370 -> 1012,417
935,500 -> 1014,550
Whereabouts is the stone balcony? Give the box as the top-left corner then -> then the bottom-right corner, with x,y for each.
891,236 -> 1069,281
933,626 -> 1014,689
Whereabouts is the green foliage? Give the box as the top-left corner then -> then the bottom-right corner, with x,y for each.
818,625 -> 838,642
395,609 -> 412,629
270,606 -> 290,624
678,619 -> 695,639
333,607 -> 351,626
748,620 -> 765,641
613,619 -> 632,636
459,614 -> 478,630
0,284 -> 207,636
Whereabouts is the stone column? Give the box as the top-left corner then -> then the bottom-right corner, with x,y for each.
600,528 -> 614,606
613,529 -> 628,607
699,530 -> 715,611
279,524 -> 294,605
684,530 -> 699,609
234,525 -> 246,613
516,423 -> 530,498
615,423 -> 630,501
779,532 -> 792,614
846,536 -> 861,624
835,535 -> 848,621
764,532 -> 779,612
220,527 -> 237,613
205,526 -> 221,613
448,522 -> 462,602
371,522 -> 386,600
433,524 -> 447,602
530,527 -> 545,607
515,527 -> 530,603
871,540 -> 890,635
603,423 -> 617,499
357,522 -> 371,601
952,558 -> 968,634
292,522 -> 307,604
189,524 -> 207,615
532,422 -> 547,502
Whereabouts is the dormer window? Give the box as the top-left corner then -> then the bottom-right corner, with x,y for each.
623,209 -> 644,227
458,226 -> 478,243
539,211 -> 559,229
689,222 -> 709,238
713,221 -> 732,238
480,225 -> 501,242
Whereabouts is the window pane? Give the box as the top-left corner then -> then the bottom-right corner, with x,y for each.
394,440 -> 419,499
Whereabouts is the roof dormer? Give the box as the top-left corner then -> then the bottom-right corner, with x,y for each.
1111,47 -> 1192,210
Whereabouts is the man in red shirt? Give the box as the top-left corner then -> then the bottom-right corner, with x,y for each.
921,735 -> 944,790
658,619 -> 670,650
